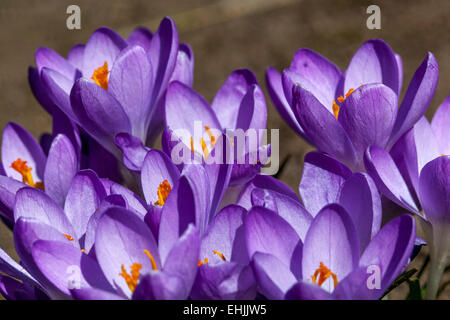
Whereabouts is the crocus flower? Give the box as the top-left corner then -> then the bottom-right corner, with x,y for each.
30,17 -> 193,158
245,204 -> 415,300
0,122 -> 79,221
161,69 -> 269,185
364,96 -> 450,299
267,39 -> 439,170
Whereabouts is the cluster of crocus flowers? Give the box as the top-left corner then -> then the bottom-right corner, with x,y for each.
0,17 -> 448,300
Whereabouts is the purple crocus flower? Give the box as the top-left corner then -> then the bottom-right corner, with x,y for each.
267,39 -> 439,170
0,122 -> 79,222
30,17 -> 193,158
160,69 -> 269,185
363,96 -> 450,299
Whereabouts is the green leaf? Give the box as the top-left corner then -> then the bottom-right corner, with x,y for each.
406,278 -> 423,300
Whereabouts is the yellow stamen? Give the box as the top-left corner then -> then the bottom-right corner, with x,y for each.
11,158 -> 44,190
311,262 -> 338,289
81,249 -> 86,253
63,234 -> 74,241
200,138 -> 210,159
212,250 -> 227,261
154,180 -> 171,207
198,258 -> 208,267
204,126 -> 216,145
91,61 -> 109,90
190,137 -> 194,153
143,249 -> 158,271
119,263 -> 142,293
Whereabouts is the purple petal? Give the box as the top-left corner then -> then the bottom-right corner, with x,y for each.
95,207 -> 160,297
292,84 -> 357,168
251,252 -> 297,300
110,183 -> 148,218
67,44 -> 85,71
289,48 -> 342,110
132,272 -> 184,300
0,176 -> 26,221
2,122 -> 46,182
285,281 -> 333,300
43,134 -> 79,207
418,156 -> 450,223
82,27 -> 127,78
211,69 -> 266,131
431,95 -> 450,155
141,149 -> 180,206
389,52 -> 439,146
364,145 -> 419,213
71,287 -> 125,300
28,67 -> 55,114
35,47 -> 79,81
338,173 -> 382,251
395,53 -> 403,95
64,170 -> 107,238
108,45 -> 153,140
115,132 -> 150,172
32,240 -> 112,296
344,39 -> 399,95
127,27 -> 153,52
0,247 -> 38,287
169,43 -> 194,87
338,84 -> 398,162
302,204 -> 359,293
299,151 -> 352,216
14,188 -> 75,236
265,67 -> 305,136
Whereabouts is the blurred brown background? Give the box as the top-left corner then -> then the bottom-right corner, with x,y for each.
1,0 -> 449,299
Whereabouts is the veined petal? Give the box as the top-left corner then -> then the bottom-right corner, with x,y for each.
431,95 -> 450,155
169,43 -> 194,87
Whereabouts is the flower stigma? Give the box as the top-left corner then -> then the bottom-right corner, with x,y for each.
311,262 -> 338,289
154,180 -> 171,207
119,250 -> 158,293
91,61 -> 109,90
11,158 -> 44,189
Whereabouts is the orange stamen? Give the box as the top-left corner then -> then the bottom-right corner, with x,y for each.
11,158 -> 44,190
200,138 -> 210,159
332,88 -> 356,120
198,258 -> 208,267
91,61 -> 109,90
212,250 -> 227,261
63,234 -> 75,241
143,249 -> 158,271
154,180 -> 171,207
119,263 -> 142,293
311,262 -> 338,289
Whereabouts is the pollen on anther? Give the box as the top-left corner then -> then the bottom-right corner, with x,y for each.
91,61 -> 109,90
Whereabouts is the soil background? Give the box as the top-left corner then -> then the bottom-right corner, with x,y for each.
1,0 -> 449,299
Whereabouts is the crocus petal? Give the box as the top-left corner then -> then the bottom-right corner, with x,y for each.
265,67 -> 305,136
71,287 -> 125,300
251,252 -> 297,300
110,183 -> 147,218
141,149 -> 180,206
302,204 -> 359,293
338,173 -> 382,251
35,47 -> 79,81
51,107 -> 82,160
237,174 -> 299,210
1,122 -> 46,182
95,207 -> 160,297
132,272 -> 185,300
64,170 -> 107,239
245,207 -> 302,277
285,281 -> 333,300
338,84 -> 398,162
389,52 -> 439,146
418,156 -> 450,223
201,205 -> 248,265
169,43 -> 194,87
360,214 -> 416,294
289,48 -> 342,110
292,84 -> 357,168
32,240 -> 112,296
431,95 -> 450,155
395,53 -> 403,95
115,132 -> 150,172
299,151 -> 352,216
0,176 -> 26,221
67,44 -> 85,71
211,69 -> 266,131
82,27 -> 127,78
161,224 -> 200,299
250,188 -> 312,241
43,134 -> 79,207
0,247 -> 38,287
364,145 -> 419,213
192,262 -> 256,300
28,67 -> 55,114
70,78 -> 132,156
344,39 -> 399,95
0,275 -> 37,300
127,27 -> 153,52
14,188 -> 75,236
108,45 -> 153,140
165,81 -> 222,153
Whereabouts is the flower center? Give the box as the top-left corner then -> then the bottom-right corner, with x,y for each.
332,88 -> 356,119
198,250 -> 226,267
91,61 -> 109,90
11,158 -> 44,190
190,126 -> 219,160
118,250 -> 158,293
154,180 -> 172,207
311,262 -> 338,289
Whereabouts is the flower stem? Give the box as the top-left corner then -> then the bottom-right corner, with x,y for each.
425,253 -> 446,300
